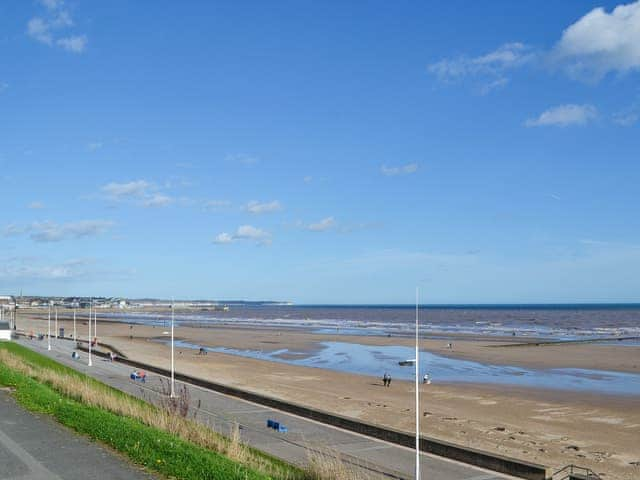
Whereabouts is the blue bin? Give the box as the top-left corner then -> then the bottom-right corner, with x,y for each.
267,419 -> 274,428
278,425 -> 288,433
273,422 -> 279,430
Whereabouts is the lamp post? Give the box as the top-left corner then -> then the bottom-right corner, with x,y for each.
415,288 -> 420,480
73,308 -> 77,341
47,304 -> 51,351
88,299 -> 93,367
170,299 -> 176,398
55,306 -> 58,339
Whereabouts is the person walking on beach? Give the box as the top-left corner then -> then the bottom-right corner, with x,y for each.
386,373 -> 392,387
383,372 -> 389,387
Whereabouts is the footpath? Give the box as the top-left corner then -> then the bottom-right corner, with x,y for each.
18,337 -> 518,480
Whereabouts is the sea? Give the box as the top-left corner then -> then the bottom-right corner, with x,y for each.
101,304 -> 640,394
101,303 -> 640,342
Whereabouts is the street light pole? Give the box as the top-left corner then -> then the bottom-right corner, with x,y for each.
55,307 -> 58,339
415,287 -> 420,480
94,303 -> 97,345
73,308 -> 77,341
88,299 -> 93,367
170,299 -> 176,398
47,304 -> 51,351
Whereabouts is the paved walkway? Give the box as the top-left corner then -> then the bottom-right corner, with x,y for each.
18,338 -> 516,480
0,389 -> 157,480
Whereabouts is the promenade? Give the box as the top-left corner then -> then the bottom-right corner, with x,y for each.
0,389 -> 157,480
17,338 -> 515,480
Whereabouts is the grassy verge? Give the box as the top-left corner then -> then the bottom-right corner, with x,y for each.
0,342 -> 308,480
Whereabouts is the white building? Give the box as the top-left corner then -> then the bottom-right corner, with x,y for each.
0,296 -> 16,330
0,321 -> 11,341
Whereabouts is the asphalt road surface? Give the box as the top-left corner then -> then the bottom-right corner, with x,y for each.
0,389 -> 157,480
16,338 -> 517,480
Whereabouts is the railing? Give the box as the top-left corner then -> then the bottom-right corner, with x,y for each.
553,464 -> 601,480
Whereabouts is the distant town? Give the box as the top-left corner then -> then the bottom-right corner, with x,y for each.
0,295 -> 293,311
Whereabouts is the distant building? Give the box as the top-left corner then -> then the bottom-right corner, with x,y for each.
0,296 -> 16,327
0,296 -> 16,308
0,321 -> 11,341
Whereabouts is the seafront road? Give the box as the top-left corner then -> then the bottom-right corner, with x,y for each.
16,338 -> 516,480
0,389 -> 157,480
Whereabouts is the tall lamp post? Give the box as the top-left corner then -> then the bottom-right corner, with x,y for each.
415,288 -> 420,480
88,299 -> 93,367
73,307 -> 77,341
170,299 -> 176,398
47,304 -> 51,351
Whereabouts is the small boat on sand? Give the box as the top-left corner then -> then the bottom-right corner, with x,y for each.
398,359 -> 416,366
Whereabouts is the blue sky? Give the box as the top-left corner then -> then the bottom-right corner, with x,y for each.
1,0 -> 639,303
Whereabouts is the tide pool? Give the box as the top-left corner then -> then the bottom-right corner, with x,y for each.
168,340 -> 640,396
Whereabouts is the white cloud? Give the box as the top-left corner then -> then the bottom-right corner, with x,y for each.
429,2 -> 640,89
203,200 -> 232,211
553,1 -> 640,80
51,10 -> 73,28
57,35 -> 87,53
0,82 -> 8,93
40,0 -> 64,10
27,18 -> 52,44
142,194 -> 173,208
3,220 -> 114,243
213,225 -> 271,245
213,233 -> 234,244
235,225 -> 270,242
613,111 -> 639,126
27,201 -> 45,209
479,77 -> 509,95
428,42 -> 534,89
612,99 -> 640,126
100,179 -> 179,208
0,257 -> 87,280
26,1 -> 87,53
303,176 -> 313,183
2,224 -> 27,237
245,200 -> 282,214
87,142 -> 103,151
32,220 -> 114,242
525,104 -> 597,127
102,180 -> 152,200
0,256 -> 133,283
307,217 -> 336,232
381,163 -> 418,176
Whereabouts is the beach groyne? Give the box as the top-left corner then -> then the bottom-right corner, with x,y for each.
71,341 -> 551,480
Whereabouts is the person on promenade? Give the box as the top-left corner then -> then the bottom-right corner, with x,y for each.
383,372 -> 389,386
386,373 -> 392,387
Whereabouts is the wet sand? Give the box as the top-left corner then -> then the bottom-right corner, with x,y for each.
17,313 -> 640,479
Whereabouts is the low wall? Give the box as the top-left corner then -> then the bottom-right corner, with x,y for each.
73,344 -> 551,480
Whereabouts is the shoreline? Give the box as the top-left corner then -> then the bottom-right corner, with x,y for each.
20,311 -> 640,374
21,304 -> 640,343
16,314 -> 640,479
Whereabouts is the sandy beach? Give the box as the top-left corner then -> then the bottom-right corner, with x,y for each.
17,311 -> 640,480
